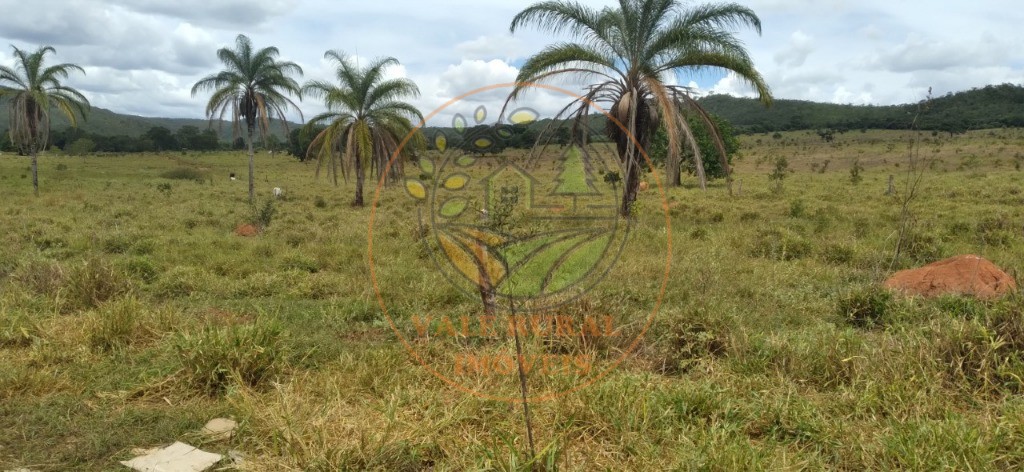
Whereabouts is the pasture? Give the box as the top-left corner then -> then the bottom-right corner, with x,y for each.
1,128 -> 1023,470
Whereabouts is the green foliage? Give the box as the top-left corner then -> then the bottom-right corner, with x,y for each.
250,198 -> 277,230
159,167 -> 207,182
302,51 -> 424,205
769,156 -> 789,193
66,137 -> 95,155
751,227 -> 811,260
175,320 -> 285,396
838,286 -> 895,328
700,84 -> 1024,133
88,296 -> 144,352
649,113 -> 739,179
850,159 -> 864,185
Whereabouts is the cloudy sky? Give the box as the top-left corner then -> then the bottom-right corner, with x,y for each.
0,0 -> 1021,126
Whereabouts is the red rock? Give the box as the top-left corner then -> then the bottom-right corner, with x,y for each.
884,254 -> 1017,299
234,224 -> 259,237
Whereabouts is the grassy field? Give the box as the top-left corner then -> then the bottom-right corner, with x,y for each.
1,128 -> 1023,470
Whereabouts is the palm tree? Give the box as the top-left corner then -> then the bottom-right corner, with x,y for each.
191,34 -> 303,204
0,45 -> 89,195
507,0 -> 772,215
302,51 -> 424,207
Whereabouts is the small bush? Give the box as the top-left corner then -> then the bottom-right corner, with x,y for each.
789,199 -> 806,218
88,297 -> 144,352
55,163 -> 68,171
838,286 -> 894,328
751,228 -> 811,260
12,257 -> 65,296
0,307 -> 40,348
313,196 -> 327,208
819,243 -> 855,265
64,257 -> 130,312
160,167 -> 208,182
250,199 -> 277,230
175,320 -> 285,396
120,256 -> 160,284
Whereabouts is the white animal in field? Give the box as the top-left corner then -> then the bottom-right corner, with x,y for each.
273,187 -> 283,198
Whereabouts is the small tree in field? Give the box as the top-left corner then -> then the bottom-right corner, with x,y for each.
0,45 -> 89,195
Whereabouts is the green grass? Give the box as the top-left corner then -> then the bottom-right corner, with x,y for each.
1,128 -> 1023,470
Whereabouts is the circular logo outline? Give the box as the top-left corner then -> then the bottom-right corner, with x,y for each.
368,82 -> 673,403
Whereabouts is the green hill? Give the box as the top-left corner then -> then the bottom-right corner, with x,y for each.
0,99 -> 300,143
698,83 -> 1024,133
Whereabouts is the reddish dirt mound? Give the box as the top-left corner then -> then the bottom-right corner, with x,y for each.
884,254 -> 1017,299
234,224 -> 259,237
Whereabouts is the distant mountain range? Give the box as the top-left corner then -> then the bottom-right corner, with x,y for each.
0,99 -> 300,142
2,83 -> 1022,140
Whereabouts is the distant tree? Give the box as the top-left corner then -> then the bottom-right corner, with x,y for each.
302,50 -> 424,206
66,137 -> 95,155
144,126 -> 177,151
175,125 -> 200,150
192,34 -> 303,203
0,45 -> 89,195
651,113 -> 739,181
264,133 -> 281,155
196,129 -> 220,151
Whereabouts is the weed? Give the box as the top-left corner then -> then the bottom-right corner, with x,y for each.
175,319 -> 285,396
838,285 -> 895,328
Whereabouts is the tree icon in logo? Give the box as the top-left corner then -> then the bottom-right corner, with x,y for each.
403,105 -> 628,312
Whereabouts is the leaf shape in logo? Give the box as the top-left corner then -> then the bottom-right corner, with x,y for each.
474,138 -> 492,149
496,126 -> 513,139
453,114 -> 467,132
474,105 -> 487,124
456,155 -> 476,167
509,108 -> 538,125
454,227 -> 506,247
405,179 -> 426,200
438,231 -> 507,289
443,174 -> 469,191
434,133 -> 447,152
419,158 -> 435,175
439,197 -> 468,218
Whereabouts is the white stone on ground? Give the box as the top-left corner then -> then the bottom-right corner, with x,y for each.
120,442 -> 222,472
200,418 -> 237,441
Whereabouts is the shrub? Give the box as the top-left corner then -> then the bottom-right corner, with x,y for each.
0,306 -> 40,348
160,167 -> 208,182
88,296 -> 144,352
12,257 -> 65,296
175,320 -> 285,396
120,256 -> 159,284
314,196 -> 327,208
751,228 -> 811,260
250,199 -> 277,230
938,302 -> 1024,395
837,286 -> 894,328
64,257 -> 130,312
819,243 -> 855,265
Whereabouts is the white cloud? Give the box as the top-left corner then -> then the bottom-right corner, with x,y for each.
0,0 -> 1021,124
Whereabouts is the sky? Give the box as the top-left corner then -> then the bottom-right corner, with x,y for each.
0,0 -> 1022,126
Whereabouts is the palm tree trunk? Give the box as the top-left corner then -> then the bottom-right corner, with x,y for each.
353,157 -> 365,206
31,150 -> 39,196
666,152 -> 681,187
247,129 -> 255,204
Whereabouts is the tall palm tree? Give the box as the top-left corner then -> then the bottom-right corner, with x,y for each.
302,51 -> 424,206
0,45 -> 89,195
507,0 -> 772,215
191,34 -> 303,204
